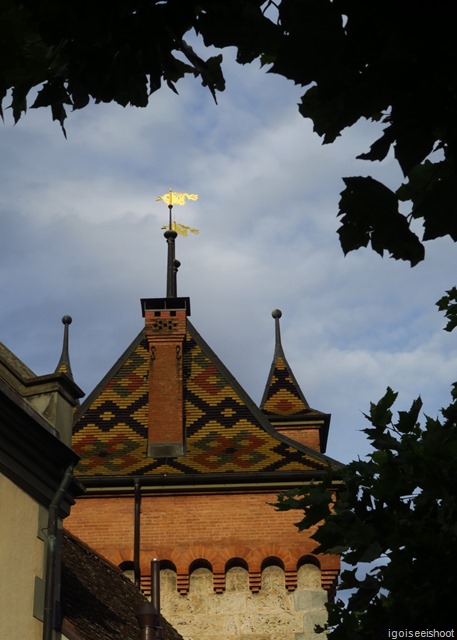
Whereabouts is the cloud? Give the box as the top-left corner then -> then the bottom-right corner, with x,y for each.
1,48 -> 456,466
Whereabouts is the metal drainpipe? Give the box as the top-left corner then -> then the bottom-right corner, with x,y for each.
151,559 -> 163,639
43,464 -> 75,640
134,478 -> 142,588
136,560 -> 162,640
136,602 -> 159,640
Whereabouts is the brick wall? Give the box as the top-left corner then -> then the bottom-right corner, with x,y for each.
274,427 -> 321,451
65,489 -> 339,593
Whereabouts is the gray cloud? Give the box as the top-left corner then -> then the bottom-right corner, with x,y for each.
1,51 -> 455,464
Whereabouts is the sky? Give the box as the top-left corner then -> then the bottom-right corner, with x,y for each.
1,43 -> 456,463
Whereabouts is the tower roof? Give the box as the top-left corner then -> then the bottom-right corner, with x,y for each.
73,319 -> 341,483
72,209 -> 340,484
260,310 -> 331,452
260,310 -> 311,417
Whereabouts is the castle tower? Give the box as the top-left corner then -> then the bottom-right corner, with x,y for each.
66,197 -> 342,640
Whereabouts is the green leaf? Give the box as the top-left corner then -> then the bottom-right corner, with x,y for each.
436,287 -> 457,332
357,126 -> 395,162
338,177 -> 425,266
367,387 -> 398,427
359,541 -> 383,563
396,397 -> 423,434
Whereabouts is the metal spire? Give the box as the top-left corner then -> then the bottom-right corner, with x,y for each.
272,308 -> 283,356
55,315 -> 75,380
156,189 -> 199,298
164,223 -> 178,297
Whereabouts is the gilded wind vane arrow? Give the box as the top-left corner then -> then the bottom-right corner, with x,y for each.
156,189 -> 199,236
156,189 -> 199,296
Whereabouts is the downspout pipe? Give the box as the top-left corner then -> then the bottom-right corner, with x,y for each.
151,559 -> 163,639
136,560 -> 162,640
43,464 -> 75,640
151,558 -> 161,619
136,602 -> 160,640
134,478 -> 142,588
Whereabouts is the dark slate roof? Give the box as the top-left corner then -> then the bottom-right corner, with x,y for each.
73,320 -> 342,479
61,530 -> 183,640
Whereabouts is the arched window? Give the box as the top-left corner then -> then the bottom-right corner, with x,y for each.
189,559 -> 213,594
261,557 -> 285,591
225,558 -> 249,592
119,560 -> 135,583
261,556 -> 285,571
297,555 -> 321,590
159,559 -> 177,594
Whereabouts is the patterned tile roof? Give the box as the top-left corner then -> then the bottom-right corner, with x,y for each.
261,352 -> 311,417
73,321 -> 341,479
260,310 -> 329,423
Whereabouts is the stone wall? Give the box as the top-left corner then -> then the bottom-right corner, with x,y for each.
67,490 -> 338,639
159,564 -> 327,640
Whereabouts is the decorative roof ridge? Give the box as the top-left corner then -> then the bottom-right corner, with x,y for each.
267,410 -> 331,422
186,320 -> 340,467
74,329 -> 145,423
76,466 -> 345,488
260,309 -> 310,412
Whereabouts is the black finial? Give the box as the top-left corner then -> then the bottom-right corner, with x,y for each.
173,259 -> 181,296
272,309 -> 283,350
164,228 -> 178,297
55,315 -> 74,380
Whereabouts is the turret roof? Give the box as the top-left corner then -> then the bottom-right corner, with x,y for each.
260,310 -> 331,451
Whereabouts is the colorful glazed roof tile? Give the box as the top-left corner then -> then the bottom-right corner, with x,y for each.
260,310 -> 330,420
73,318 -> 341,479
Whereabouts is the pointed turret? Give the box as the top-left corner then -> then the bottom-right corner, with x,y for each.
260,309 -> 331,453
19,316 -> 84,445
55,315 -> 75,380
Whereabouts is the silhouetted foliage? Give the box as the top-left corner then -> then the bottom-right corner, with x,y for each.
276,382 -> 457,636
1,1 -> 456,263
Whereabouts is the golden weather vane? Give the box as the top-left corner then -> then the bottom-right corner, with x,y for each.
156,188 -> 199,235
156,190 -> 199,207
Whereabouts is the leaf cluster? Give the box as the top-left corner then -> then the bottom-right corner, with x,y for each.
276,386 -> 457,637
0,0 -> 225,134
436,287 -> 457,333
2,0 -> 457,260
